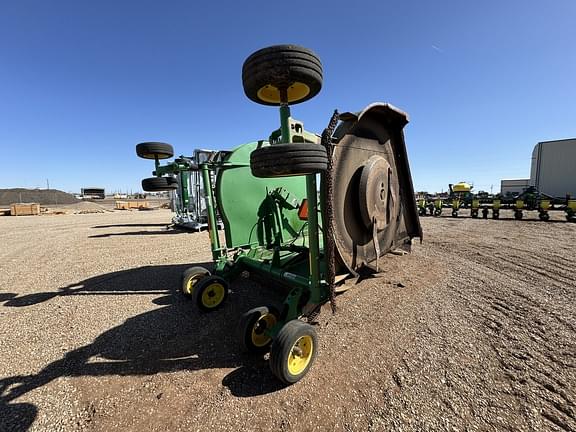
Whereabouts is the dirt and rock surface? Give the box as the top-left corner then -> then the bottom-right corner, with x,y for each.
1,209 -> 575,431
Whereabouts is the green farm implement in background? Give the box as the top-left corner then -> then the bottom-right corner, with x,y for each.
136,146 -> 224,231
136,44 -> 422,384
418,182 -> 576,221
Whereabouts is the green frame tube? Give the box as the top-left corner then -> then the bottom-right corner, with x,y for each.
179,170 -> 190,209
305,174 -> 321,304
201,163 -> 221,258
280,104 -> 291,142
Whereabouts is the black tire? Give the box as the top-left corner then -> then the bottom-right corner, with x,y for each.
136,142 -> 174,160
181,267 -> 210,297
250,143 -> 328,178
492,211 -> 500,219
434,209 -> 442,217
269,320 -> 318,384
482,208 -> 489,219
451,210 -> 458,218
514,211 -> 523,220
239,306 -> 279,353
194,275 -> 229,312
471,210 -> 478,218
539,212 -> 550,222
141,177 -> 178,192
242,45 -> 322,106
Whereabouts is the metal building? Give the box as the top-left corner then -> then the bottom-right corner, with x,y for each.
500,179 -> 530,196
81,187 -> 105,199
530,138 -> 576,198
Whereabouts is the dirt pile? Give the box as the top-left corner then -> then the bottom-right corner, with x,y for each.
0,188 -> 79,206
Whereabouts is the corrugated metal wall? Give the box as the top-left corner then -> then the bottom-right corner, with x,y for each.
530,139 -> 576,197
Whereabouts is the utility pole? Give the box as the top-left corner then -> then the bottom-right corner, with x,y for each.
46,179 -> 50,190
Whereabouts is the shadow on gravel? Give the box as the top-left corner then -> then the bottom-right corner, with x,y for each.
0,263 -> 286,430
0,293 -> 17,303
89,229 -> 189,238
0,399 -> 37,432
1,264 -> 195,307
222,365 -> 287,397
92,223 -> 170,228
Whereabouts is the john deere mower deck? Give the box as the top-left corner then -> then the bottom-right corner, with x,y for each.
136,44 -> 421,384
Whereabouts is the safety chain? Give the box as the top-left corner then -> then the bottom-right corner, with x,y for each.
306,305 -> 322,324
321,110 -> 340,314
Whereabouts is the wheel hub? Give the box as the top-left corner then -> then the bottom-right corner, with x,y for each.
202,283 -> 224,307
251,313 -> 276,347
359,155 -> 395,231
287,335 -> 313,375
257,82 -> 311,105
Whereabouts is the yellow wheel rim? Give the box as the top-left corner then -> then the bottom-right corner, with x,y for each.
201,282 -> 225,308
183,275 -> 202,295
287,335 -> 314,376
251,313 -> 277,348
256,82 -> 310,104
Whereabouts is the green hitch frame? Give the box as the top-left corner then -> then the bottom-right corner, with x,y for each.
201,163 -> 221,259
305,174 -> 322,304
179,170 -> 190,209
274,96 -> 325,320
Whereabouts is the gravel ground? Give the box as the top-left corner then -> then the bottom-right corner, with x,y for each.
0,209 -> 575,431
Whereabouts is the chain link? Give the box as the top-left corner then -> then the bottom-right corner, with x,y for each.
321,110 -> 340,314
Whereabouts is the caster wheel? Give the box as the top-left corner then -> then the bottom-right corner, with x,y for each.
539,212 -> 550,221
142,177 -> 178,191
194,275 -> 229,312
242,45 -> 322,106
270,320 -> 318,384
181,267 -> 210,297
136,142 -> 174,159
250,143 -> 328,178
239,306 -> 279,353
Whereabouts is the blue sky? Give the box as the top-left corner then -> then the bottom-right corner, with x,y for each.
0,0 -> 574,194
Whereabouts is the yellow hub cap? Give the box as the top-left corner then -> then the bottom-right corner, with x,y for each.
201,283 -> 225,308
251,313 -> 277,347
287,335 -> 314,376
257,82 -> 310,104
